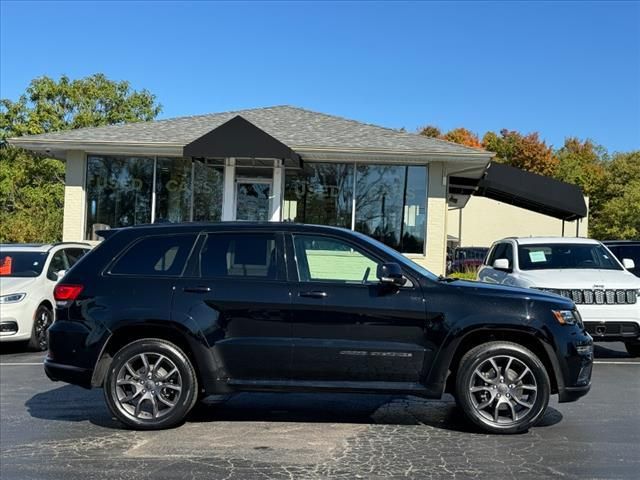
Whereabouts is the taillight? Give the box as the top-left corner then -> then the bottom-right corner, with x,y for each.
54,284 -> 84,302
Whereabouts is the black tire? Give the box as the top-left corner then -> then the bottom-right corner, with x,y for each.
28,304 -> 53,351
624,342 -> 640,357
455,341 -> 550,434
104,339 -> 198,430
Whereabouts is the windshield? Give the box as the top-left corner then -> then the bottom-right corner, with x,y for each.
0,251 -> 48,277
517,243 -> 622,271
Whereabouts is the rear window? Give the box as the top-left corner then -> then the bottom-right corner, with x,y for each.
200,233 -> 278,279
110,234 -> 197,276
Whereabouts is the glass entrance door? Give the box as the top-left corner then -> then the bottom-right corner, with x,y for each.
236,180 -> 272,221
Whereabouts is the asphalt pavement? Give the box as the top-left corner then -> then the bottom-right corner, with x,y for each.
0,342 -> 638,480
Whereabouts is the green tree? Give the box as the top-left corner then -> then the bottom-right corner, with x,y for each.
482,129 -> 559,176
0,74 -> 161,243
418,125 -> 442,138
591,151 -> 640,240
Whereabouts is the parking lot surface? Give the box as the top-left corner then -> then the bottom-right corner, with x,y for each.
1,343 -> 639,480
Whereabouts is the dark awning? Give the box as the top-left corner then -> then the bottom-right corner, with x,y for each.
183,115 -> 301,166
450,163 -> 587,221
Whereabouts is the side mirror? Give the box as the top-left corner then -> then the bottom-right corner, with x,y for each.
377,262 -> 407,287
622,258 -> 635,270
493,258 -> 511,271
56,270 -> 67,281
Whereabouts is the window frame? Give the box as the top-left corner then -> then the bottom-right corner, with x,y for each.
105,233 -> 200,278
193,230 -> 287,282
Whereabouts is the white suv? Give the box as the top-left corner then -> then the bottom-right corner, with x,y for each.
477,237 -> 640,357
0,243 -> 91,350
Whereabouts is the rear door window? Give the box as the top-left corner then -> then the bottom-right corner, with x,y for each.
110,234 -> 197,276
200,233 -> 279,280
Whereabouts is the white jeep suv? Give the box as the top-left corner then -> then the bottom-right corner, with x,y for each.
477,237 -> 640,357
0,243 -> 91,350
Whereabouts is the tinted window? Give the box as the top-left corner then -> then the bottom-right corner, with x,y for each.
65,248 -> 89,266
294,235 -> 380,283
111,234 -> 197,276
606,245 -> 640,275
47,250 -> 70,280
0,252 -> 48,277
200,234 -> 277,279
518,243 -> 622,271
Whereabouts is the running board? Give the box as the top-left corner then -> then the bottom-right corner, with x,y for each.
226,379 -> 432,396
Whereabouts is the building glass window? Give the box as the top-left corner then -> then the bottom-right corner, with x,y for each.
401,166 -> 428,253
354,165 -> 406,250
155,157 -> 192,223
192,160 -> 223,222
284,163 -> 354,229
285,162 -> 427,254
85,156 -> 153,240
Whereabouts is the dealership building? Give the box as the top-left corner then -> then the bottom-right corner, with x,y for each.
8,105 -> 587,275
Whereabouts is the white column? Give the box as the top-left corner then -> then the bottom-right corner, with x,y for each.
270,159 -> 284,222
221,157 -> 236,221
63,150 -> 87,241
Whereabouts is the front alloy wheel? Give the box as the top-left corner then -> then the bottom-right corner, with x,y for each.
28,304 -> 53,351
456,341 -> 550,434
105,339 -> 198,430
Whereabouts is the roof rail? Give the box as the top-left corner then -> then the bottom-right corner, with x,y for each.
47,242 -> 92,251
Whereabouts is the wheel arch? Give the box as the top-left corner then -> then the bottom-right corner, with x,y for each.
443,328 -> 560,396
90,322 -> 213,393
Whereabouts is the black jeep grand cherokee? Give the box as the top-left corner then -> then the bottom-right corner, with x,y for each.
46,223 -> 593,433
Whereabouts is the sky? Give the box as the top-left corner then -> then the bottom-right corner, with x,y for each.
1,1 -> 639,152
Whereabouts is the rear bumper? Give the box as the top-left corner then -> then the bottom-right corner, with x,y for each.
44,358 -> 93,389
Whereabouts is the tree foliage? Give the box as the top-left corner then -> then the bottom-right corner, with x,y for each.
418,125 -> 441,138
482,129 -> 559,176
442,128 -> 482,148
0,74 -> 161,243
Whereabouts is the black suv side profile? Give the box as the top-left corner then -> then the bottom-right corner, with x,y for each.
46,223 -> 593,433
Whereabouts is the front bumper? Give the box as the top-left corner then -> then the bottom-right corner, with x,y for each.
0,300 -> 36,342
577,304 -> 640,342
583,321 -> 640,341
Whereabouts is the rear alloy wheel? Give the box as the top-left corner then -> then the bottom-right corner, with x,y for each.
455,341 -> 550,434
105,339 -> 198,430
28,304 -> 53,351
624,342 -> 640,357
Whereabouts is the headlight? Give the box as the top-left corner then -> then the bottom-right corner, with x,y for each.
0,292 -> 26,304
552,309 -> 579,325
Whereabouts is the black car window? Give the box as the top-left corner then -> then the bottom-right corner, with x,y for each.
488,243 -> 506,266
607,245 -> 640,274
200,233 -> 277,279
65,248 -> 88,266
47,250 -> 70,280
110,234 -> 197,276
293,235 -> 380,283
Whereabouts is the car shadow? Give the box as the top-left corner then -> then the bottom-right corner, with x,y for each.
593,342 -> 631,359
26,386 -> 562,434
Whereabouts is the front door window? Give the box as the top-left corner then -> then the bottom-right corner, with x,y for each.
236,181 -> 271,221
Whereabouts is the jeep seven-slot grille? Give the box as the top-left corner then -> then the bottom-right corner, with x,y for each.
536,288 -> 637,305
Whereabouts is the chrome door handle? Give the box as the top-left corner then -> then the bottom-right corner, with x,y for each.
183,286 -> 212,293
299,291 -> 328,299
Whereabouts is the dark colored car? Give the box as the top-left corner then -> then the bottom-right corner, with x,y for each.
604,241 -> 640,277
449,247 -> 490,274
46,223 -> 593,433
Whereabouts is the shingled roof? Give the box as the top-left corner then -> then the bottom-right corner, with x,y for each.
8,105 -> 490,157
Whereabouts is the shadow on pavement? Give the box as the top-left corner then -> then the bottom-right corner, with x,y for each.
25,386 -> 562,434
593,343 -> 631,359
